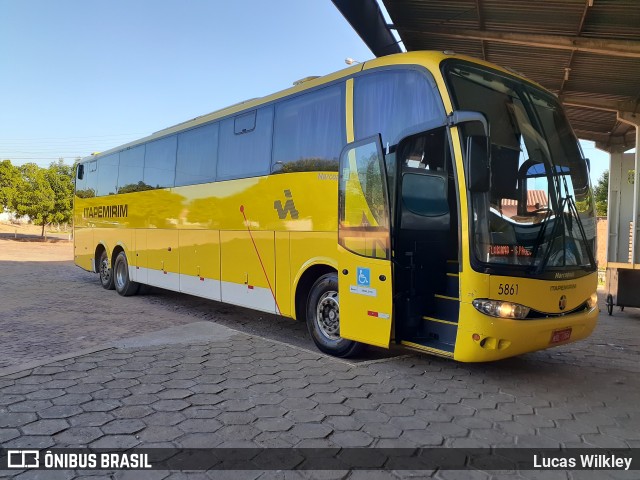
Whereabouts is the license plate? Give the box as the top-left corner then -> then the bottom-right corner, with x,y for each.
550,327 -> 572,344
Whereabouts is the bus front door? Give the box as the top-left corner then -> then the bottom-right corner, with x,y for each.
337,136 -> 394,348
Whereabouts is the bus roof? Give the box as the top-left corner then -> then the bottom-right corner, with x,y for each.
80,50 -> 540,163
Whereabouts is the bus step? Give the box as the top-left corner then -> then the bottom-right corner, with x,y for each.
443,273 -> 459,298
402,338 -> 455,355
421,317 -> 458,347
446,260 -> 459,274
433,295 -> 460,322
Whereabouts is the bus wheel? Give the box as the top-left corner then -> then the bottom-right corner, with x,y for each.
113,251 -> 140,297
98,250 -> 115,290
306,273 -> 363,358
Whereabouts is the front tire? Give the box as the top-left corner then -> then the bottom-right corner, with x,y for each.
306,273 -> 363,358
98,250 -> 115,290
113,251 -> 140,297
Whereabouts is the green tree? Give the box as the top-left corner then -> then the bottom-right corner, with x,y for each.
13,160 -> 74,237
593,170 -> 608,217
0,159 -> 23,212
45,159 -> 75,227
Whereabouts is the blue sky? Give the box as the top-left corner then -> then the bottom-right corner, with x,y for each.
0,0 -> 609,183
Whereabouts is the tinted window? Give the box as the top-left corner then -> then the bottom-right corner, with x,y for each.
175,123 -> 219,187
218,106 -> 273,180
354,70 -> 442,146
76,160 -> 97,198
117,145 -> 145,193
273,85 -> 344,173
145,135 -> 176,189
96,153 -> 119,196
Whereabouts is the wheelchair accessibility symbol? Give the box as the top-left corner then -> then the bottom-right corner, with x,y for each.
356,267 -> 370,287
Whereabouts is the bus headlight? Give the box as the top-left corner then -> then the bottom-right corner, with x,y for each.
587,292 -> 598,309
472,299 -> 530,319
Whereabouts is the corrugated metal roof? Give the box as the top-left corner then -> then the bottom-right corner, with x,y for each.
383,0 -> 640,151
333,0 -> 640,152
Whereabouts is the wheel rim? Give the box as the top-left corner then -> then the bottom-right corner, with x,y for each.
115,258 -> 127,290
315,290 -> 340,341
100,257 -> 111,284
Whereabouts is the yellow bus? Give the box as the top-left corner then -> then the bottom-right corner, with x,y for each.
74,51 -> 599,362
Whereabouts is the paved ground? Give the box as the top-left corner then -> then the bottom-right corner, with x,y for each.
2,239 -> 640,479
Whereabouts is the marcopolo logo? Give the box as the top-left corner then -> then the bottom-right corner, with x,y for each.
83,204 -> 128,219
7,450 -> 39,468
274,190 -> 299,220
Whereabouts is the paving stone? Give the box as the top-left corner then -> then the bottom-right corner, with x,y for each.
288,423 -> 333,439
54,426 -> 104,445
216,424 -> 261,441
152,399 -> 190,412
111,405 -> 154,419
137,425 -> 184,442
188,393 -> 225,406
362,422 -> 403,439
156,389 -> 194,400
0,394 -> 25,406
81,399 -> 121,412
22,419 -> 69,435
145,411 -> 187,426
217,411 -> 255,425
0,411 -> 37,428
0,427 -> 20,443
121,394 -> 160,406
51,393 -> 93,405
249,405 -> 289,418
316,403 -> 354,417
69,412 -> 115,427
25,388 -> 66,400
2,434 -> 56,449
177,418 -> 223,433
286,409 -> 326,423
65,384 -> 103,394
101,419 -> 146,434
9,400 -> 53,412
39,405 -> 83,418
254,417 -> 294,432
90,434 -> 141,449
130,384 -> 166,394
325,415 -> 364,432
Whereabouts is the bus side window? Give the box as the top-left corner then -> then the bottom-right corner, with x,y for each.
176,122 -> 218,187
144,135 -> 177,189
354,69 -> 442,147
117,145 -> 145,193
76,160 -> 97,198
272,84 -> 345,173
217,106 -> 274,180
96,153 -> 119,196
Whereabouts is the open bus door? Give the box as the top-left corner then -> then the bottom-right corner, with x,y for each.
337,136 -> 394,348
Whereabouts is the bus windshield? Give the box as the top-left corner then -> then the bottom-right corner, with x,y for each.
444,62 -> 596,276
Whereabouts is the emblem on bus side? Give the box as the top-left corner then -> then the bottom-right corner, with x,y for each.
559,295 -> 567,311
274,190 -> 299,219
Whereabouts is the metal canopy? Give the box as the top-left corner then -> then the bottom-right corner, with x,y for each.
332,0 -> 640,152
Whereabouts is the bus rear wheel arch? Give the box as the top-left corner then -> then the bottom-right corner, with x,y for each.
305,272 -> 363,358
97,247 -> 115,290
113,251 -> 140,297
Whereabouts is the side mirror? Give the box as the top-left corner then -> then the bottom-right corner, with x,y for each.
77,164 -> 84,180
466,135 -> 490,192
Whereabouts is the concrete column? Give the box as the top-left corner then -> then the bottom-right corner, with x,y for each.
618,112 -> 640,265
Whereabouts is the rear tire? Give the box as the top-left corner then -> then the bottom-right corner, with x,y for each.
113,251 -> 140,297
98,250 -> 115,290
306,273 -> 363,358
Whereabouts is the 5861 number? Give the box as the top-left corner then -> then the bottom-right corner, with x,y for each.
498,283 -> 519,295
